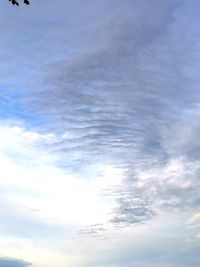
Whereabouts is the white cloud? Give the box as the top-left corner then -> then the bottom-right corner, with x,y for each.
196,232 -> 200,238
187,213 -> 200,228
0,121 -> 124,228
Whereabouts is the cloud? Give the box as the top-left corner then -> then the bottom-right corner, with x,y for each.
14,0 -> 200,230
0,258 -> 31,267
78,224 -> 107,237
110,193 -> 155,227
187,213 -> 200,228
25,0 -> 178,167
1,1 -> 200,266
0,122 -> 123,239
196,232 -> 200,238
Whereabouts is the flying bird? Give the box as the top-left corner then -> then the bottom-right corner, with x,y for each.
9,0 -> 30,6
9,0 -> 19,6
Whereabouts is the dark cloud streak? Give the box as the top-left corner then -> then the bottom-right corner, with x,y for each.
0,258 -> 31,267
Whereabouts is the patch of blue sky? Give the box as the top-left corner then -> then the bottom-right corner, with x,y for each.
0,88 -> 50,132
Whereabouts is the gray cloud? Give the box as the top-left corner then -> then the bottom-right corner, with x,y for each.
18,0 -> 200,228
111,198 -> 155,227
26,0 -> 180,162
78,224 -> 107,238
0,258 -> 31,267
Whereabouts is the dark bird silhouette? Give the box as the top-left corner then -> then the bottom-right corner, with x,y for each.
9,0 -> 30,6
9,0 -> 19,6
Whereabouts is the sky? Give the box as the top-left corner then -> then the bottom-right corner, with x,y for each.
0,0 -> 200,266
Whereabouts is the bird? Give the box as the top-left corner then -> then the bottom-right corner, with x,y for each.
9,0 -> 19,6
9,0 -> 30,5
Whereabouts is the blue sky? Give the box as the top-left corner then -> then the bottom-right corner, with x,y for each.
0,0 -> 200,266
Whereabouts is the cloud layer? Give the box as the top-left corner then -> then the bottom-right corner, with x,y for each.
22,0 -> 200,227
0,258 -> 31,267
0,0 -> 200,267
